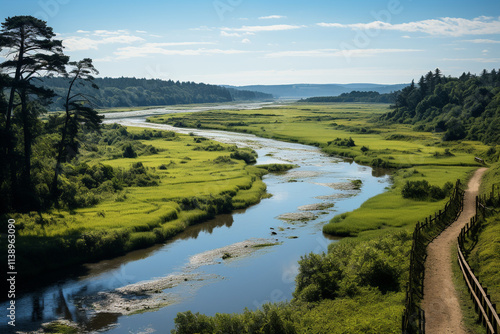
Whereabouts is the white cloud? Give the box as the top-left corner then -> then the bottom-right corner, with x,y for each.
63,30 -> 145,51
402,35 -> 411,39
259,15 -> 287,20
136,30 -> 148,34
463,38 -> 500,44
221,31 -> 243,38
63,34 -> 145,51
145,42 -> 216,47
93,29 -> 129,36
190,26 -> 213,31
114,44 -> 249,59
443,57 -> 500,63
241,38 -> 251,44
222,24 -> 305,33
266,48 -> 422,58
76,30 -> 90,34
220,31 -> 255,38
317,16 -> 500,37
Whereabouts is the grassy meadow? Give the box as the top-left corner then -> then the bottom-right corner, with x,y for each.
150,103 -> 491,239
11,127 -> 276,278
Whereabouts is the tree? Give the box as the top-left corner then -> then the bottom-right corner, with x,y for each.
51,58 -> 102,201
0,15 -> 68,211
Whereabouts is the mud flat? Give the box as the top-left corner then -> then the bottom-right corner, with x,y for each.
188,238 -> 280,268
298,202 -> 335,211
89,239 -> 280,315
277,212 -> 317,221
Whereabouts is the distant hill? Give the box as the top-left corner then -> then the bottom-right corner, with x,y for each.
224,83 -> 408,99
38,77 -> 272,110
300,91 -> 397,103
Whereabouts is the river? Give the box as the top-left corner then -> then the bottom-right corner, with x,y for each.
2,103 -> 390,333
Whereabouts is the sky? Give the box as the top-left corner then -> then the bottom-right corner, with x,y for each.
1,0 -> 500,85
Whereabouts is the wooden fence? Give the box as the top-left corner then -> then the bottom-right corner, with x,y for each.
402,180 -> 465,334
457,184 -> 500,334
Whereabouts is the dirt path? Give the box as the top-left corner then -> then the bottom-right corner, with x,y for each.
422,168 -> 487,333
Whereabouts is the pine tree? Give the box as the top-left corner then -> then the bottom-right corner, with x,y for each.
51,58 -> 102,201
0,15 -> 68,211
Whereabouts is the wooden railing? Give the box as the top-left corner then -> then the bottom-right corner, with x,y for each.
402,180 -> 465,334
457,185 -> 500,334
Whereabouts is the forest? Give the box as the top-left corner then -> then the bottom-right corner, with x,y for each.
39,76 -> 273,110
299,90 -> 397,103
381,68 -> 500,144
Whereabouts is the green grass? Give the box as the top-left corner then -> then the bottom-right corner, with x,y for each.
150,103 -> 485,238
10,128 -> 273,277
294,290 -> 404,334
465,215 -> 500,306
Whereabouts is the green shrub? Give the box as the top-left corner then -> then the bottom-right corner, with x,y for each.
122,144 -> 137,158
401,180 -> 453,200
230,149 -> 257,164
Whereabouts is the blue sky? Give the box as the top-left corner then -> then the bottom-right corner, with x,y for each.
2,0 -> 500,85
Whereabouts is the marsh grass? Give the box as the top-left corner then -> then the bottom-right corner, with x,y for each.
10,127 -> 271,278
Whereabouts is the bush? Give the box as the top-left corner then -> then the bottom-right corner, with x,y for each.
402,180 -> 453,200
122,144 -> 137,158
230,150 -> 257,164
328,137 -> 355,147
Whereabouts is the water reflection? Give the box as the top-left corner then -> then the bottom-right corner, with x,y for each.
175,213 -> 234,240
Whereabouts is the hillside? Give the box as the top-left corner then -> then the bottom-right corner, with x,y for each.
225,83 -> 408,98
381,69 -> 500,144
38,77 -> 272,110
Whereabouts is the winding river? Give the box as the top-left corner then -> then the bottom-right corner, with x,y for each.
2,103 -> 390,333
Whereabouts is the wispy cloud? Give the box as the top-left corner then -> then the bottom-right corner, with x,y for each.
266,48 -> 422,58
114,44 -> 249,59
221,24 -> 305,33
318,16 -> 500,37
443,57 -> 500,63
259,15 -> 287,20
462,38 -> 500,43
190,26 -> 214,31
63,30 -> 145,51
220,31 -> 255,38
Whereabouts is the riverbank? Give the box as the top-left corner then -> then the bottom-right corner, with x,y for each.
149,103 -> 489,239
6,126 -> 282,289
2,114 -> 392,333
148,103 -> 493,333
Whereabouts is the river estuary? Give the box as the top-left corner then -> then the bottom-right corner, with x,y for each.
2,103 -> 390,333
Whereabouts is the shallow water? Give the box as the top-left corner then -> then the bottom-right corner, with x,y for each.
1,106 -> 390,333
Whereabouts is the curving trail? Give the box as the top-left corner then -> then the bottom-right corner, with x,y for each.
422,167 -> 487,334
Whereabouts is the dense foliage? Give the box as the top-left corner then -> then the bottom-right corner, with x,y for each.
226,87 -> 273,101
401,180 -> 454,201
300,90 -> 397,103
171,231 -> 412,333
38,77 -> 272,110
381,68 -> 500,144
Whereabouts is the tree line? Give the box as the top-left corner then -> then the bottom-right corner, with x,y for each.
381,68 -> 500,144
299,90 -> 397,103
38,77 -> 273,110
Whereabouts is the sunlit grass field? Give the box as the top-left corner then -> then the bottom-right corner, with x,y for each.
150,103 -> 490,237
12,128 -> 273,276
